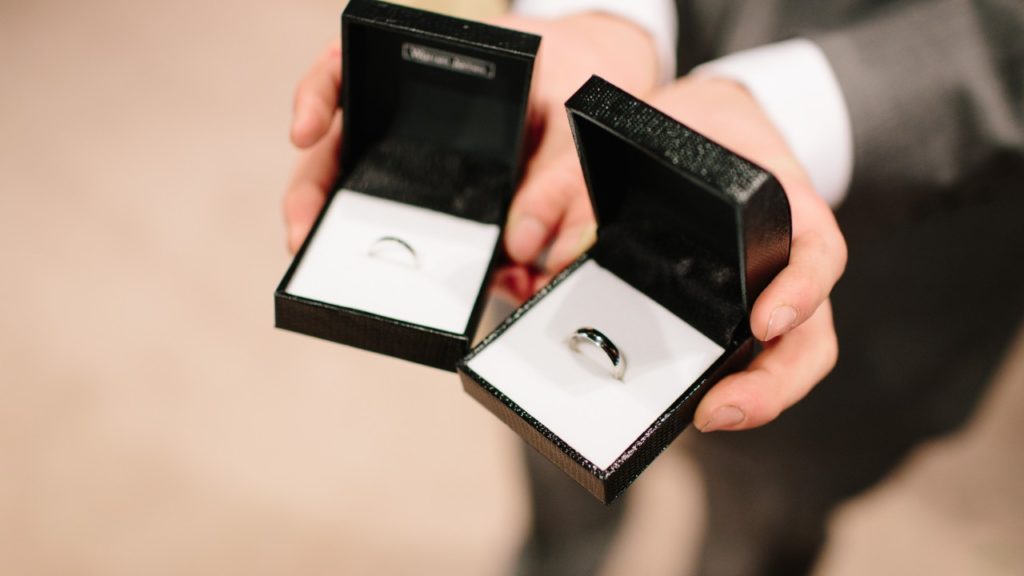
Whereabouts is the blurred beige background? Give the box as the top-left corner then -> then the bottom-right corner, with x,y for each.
1,1 -> 1022,574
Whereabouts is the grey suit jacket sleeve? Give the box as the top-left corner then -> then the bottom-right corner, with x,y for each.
811,0 -> 1024,198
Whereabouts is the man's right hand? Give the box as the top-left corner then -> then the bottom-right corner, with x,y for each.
284,41 -> 343,253
281,12 -> 662,256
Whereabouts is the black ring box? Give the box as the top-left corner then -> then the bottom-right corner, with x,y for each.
275,0 -> 539,371
458,76 -> 792,503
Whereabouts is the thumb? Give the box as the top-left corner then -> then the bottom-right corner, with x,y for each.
505,151 -> 593,267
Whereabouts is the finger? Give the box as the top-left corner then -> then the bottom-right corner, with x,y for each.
529,112 -> 575,174
291,42 -> 342,149
750,205 -> 847,342
284,111 -> 342,253
492,265 -> 535,305
695,300 -> 838,432
504,151 -> 588,265
525,202 -> 595,295
531,272 -> 555,295
542,191 -> 595,275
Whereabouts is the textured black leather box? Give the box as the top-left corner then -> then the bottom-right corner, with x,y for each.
458,76 -> 792,503
275,0 -> 538,371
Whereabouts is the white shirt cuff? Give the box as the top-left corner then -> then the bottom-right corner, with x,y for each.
695,39 -> 854,207
511,0 -> 678,84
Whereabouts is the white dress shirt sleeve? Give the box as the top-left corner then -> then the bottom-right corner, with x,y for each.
695,38 -> 854,207
511,0 -> 678,84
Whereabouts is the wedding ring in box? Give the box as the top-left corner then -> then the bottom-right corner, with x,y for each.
275,0 -> 539,371
458,76 -> 792,503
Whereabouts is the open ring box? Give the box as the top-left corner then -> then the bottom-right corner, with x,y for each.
275,0 -> 539,371
458,76 -> 792,503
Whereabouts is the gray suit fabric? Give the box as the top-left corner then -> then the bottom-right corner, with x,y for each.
521,2 -> 1024,575
677,0 -> 1024,201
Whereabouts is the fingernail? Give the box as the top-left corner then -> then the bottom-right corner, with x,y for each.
765,305 -> 797,341
575,222 -> 597,255
700,405 -> 745,432
289,225 -> 309,254
292,99 -> 318,142
506,214 -> 547,263
546,222 -> 597,273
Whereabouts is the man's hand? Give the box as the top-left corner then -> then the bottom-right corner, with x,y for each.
503,76 -> 847,432
282,12 -> 660,255
280,14 -> 845,433
284,41 -> 342,253
653,78 -> 846,432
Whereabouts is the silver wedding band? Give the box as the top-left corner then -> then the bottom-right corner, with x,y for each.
568,327 -> 627,381
368,235 -> 419,268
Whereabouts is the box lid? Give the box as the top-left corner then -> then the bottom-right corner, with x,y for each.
566,76 -> 791,346
340,0 -> 540,225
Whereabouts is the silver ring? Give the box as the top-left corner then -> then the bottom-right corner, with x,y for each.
367,235 -> 419,268
568,327 -> 627,381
